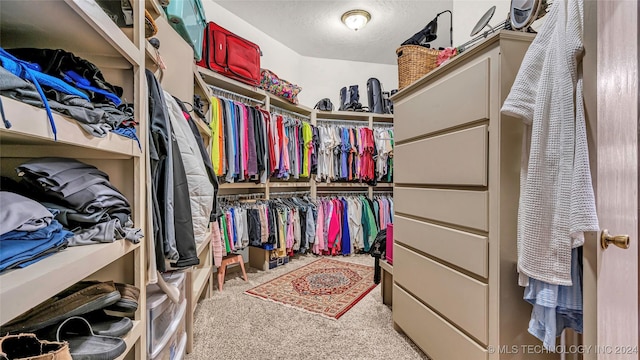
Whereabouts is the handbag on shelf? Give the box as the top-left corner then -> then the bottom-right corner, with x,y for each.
314,98 -> 334,111
258,69 -> 302,104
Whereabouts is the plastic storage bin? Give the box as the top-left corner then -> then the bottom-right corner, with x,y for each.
151,331 -> 187,360
173,332 -> 187,360
150,271 -> 186,304
148,299 -> 186,358
147,281 -> 187,355
164,0 -> 206,61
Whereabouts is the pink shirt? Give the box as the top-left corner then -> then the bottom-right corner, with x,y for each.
314,204 -> 325,253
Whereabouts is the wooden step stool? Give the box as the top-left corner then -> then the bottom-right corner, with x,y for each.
217,254 -> 248,291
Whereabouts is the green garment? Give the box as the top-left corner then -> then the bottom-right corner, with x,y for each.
221,213 -> 231,253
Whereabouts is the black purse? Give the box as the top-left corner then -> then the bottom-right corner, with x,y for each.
314,98 -> 334,111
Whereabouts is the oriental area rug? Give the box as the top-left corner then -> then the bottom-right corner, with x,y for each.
244,258 -> 376,319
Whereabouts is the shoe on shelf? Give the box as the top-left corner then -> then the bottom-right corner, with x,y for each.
37,309 -> 133,340
0,282 -> 121,334
0,333 -> 72,360
105,283 -> 139,313
53,317 -> 126,360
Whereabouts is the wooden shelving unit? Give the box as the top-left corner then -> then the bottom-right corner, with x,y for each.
115,320 -> 144,360
0,1 -> 148,359
0,241 -> 140,325
197,66 -> 267,103
0,97 -> 141,158
145,0 -> 166,20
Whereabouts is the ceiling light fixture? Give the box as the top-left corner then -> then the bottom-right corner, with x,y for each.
341,9 -> 371,31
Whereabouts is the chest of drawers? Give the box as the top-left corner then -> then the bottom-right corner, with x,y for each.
392,31 -> 559,360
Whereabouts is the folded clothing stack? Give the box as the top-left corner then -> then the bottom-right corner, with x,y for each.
0,191 -> 72,273
0,46 -> 138,142
16,157 -> 143,246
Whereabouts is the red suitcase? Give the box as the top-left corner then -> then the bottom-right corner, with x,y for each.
197,21 -> 261,87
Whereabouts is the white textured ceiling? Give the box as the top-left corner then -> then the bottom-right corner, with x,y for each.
214,0 -> 453,65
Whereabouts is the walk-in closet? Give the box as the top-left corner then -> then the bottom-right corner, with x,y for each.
0,0 -> 637,359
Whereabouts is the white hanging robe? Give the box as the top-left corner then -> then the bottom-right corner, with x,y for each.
501,0 -> 599,286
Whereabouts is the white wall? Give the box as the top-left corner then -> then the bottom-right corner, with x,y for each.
200,1 -> 302,89
452,0 -> 545,47
452,0 -> 511,47
201,1 -> 397,109
299,57 -> 398,110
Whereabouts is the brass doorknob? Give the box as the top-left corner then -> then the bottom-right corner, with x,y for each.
601,229 -> 630,250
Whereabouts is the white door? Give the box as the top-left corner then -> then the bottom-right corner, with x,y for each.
584,1 -> 639,359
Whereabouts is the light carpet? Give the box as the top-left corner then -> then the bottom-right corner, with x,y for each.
186,254 -> 428,360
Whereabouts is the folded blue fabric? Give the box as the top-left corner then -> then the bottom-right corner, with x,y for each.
63,70 -> 121,105
111,126 -> 141,150
0,219 -> 72,272
0,46 -> 90,140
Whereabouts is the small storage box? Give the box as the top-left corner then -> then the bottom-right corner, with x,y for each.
164,0 -> 206,61
147,285 -> 187,355
148,299 -> 186,358
249,246 -> 289,270
268,255 -> 289,269
386,223 -> 394,264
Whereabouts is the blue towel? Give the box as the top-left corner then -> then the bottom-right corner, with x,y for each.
523,247 -> 583,351
0,219 -> 72,272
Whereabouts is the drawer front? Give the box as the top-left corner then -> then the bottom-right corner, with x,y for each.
395,187 -> 488,231
395,125 -> 488,186
395,58 -> 490,142
394,245 -> 488,343
394,215 -> 488,278
394,285 -> 488,360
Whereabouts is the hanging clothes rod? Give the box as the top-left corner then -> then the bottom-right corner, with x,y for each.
209,85 -> 265,105
316,118 -> 369,126
269,105 -> 311,121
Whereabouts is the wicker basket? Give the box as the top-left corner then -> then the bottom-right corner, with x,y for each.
396,45 -> 440,90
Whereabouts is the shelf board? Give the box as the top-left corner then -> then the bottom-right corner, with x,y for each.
372,114 -> 395,123
193,65 -> 213,99
145,40 -> 161,69
269,181 -> 312,188
267,93 -> 313,116
197,66 -> 267,103
0,0 -> 139,67
315,111 -> 371,122
193,116 -> 211,139
0,241 -> 140,325
374,183 -> 394,188
379,259 -> 393,275
191,266 -> 212,309
114,320 -> 143,360
219,182 -> 267,189
145,0 -> 166,20
316,182 -> 369,188
0,97 -> 140,158
196,233 -> 212,257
